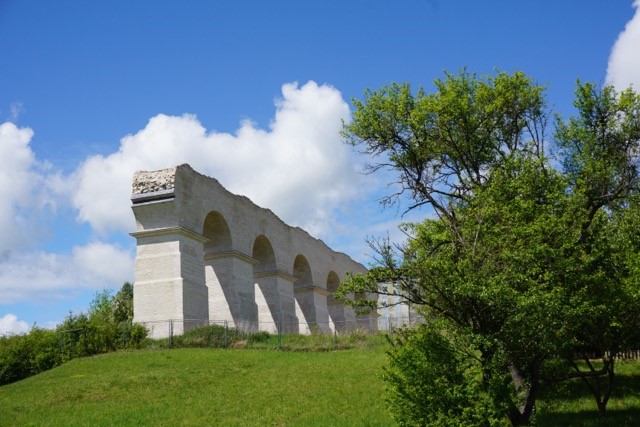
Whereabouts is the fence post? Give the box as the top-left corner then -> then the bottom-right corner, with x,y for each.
278,314 -> 282,350
169,319 -> 173,347
224,320 -> 228,349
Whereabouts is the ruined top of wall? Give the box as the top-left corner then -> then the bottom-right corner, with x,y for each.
132,166 -> 177,194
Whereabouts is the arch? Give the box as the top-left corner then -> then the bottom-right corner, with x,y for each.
293,255 -> 313,288
326,271 -> 345,332
203,211 -> 257,328
202,211 -> 232,254
326,271 -> 340,303
293,254 -> 320,331
253,235 -> 277,273
252,235 -> 280,332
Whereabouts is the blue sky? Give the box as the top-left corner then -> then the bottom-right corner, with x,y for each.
1,0 -> 639,334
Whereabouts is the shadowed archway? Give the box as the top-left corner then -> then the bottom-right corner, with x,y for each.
253,235 -> 280,332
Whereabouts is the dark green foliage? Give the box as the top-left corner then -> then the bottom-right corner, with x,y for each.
58,285 -> 146,358
385,323 -> 510,426
113,282 -> 134,323
246,330 -> 271,344
0,328 -> 60,385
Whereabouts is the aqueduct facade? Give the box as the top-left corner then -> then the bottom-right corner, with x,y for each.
130,164 -> 372,337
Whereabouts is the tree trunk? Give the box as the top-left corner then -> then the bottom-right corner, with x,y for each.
571,353 -> 616,416
507,361 -> 538,426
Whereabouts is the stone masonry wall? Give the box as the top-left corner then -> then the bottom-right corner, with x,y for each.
130,164 -> 369,336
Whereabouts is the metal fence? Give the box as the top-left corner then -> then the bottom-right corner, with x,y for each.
136,314 -> 425,349
135,317 -> 640,358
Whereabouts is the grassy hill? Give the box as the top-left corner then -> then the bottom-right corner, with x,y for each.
0,348 -> 393,426
1,345 -> 640,426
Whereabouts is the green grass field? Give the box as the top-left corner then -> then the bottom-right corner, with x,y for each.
536,359 -> 640,426
0,348 -> 393,426
1,346 -> 639,426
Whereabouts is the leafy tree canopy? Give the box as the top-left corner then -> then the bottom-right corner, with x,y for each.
338,70 -> 640,425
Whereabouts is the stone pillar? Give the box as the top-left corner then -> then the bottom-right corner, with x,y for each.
327,300 -> 347,333
356,312 -> 380,332
344,305 -> 357,332
131,226 -> 208,337
254,271 -> 299,333
336,292 -> 358,332
294,287 -> 331,333
356,292 -> 380,332
204,251 -> 258,331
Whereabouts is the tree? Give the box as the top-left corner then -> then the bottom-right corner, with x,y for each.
550,82 -> 640,413
60,283 -> 143,357
338,71 -> 640,424
113,282 -> 134,323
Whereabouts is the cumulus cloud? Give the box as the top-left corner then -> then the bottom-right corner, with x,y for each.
0,313 -> 30,335
71,81 -> 364,237
0,242 -> 133,305
0,82 -> 375,309
0,122 -> 57,256
0,122 -> 134,305
606,0 -> 640,89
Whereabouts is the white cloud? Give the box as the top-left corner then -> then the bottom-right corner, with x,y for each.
0,122 -> 54,256
72,242 -> 134,286
71,81 -> 365,237
0,242 -> 133,305
0,313 -> 30,335
0,122 -> 108,306
606,0 -> 640,90
0,82 -> 374,309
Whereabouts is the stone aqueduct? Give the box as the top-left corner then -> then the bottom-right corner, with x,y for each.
130,164 -> 374,337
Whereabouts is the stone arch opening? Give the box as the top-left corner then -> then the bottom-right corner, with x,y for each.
293,254 -> 319,330
203,210 -> 257,327
252,235 -> 280,331
293,254 -> 313,289
326,271 -> 340,301
203,211 -> 232,254
326,271 -> 345,332
253,235 -> 276,273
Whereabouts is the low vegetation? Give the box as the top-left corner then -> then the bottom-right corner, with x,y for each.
142,323 -> 387,352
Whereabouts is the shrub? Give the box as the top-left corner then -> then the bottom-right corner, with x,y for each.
0,328 -> 60,386
247,331 -> 271,344
383,323 -> 509,426
172,324 -> 245,348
